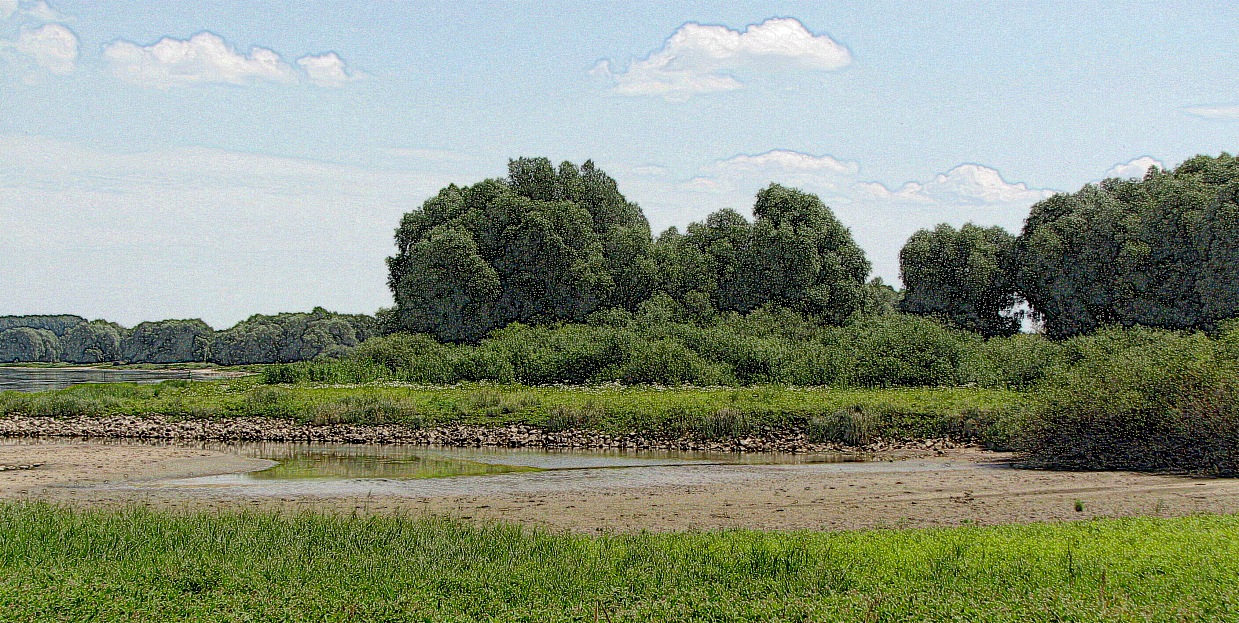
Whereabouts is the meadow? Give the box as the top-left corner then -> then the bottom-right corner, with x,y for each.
0,502 -> 1235,622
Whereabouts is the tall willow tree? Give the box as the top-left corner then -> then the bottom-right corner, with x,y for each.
1014,154 -> 1239,337
899,223 -> 1020,337
652,184 -> 872,323
387,158 -> 656,342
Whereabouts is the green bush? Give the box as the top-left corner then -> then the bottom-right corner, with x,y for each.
1020,326 -> 1239,473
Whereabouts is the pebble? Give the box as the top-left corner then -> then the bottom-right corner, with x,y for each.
0,415 -> 966,455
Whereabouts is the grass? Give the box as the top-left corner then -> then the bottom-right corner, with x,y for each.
0,502 -> 1236,621
0,377 -> 1025,444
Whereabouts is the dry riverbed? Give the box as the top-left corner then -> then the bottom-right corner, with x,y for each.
3,438 -> 1237,532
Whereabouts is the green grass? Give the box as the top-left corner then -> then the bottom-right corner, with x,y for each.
0,378 -> 1025,444
0,503 -> 1236,621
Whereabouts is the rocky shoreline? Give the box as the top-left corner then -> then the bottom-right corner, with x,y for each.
0,414 -> 964,455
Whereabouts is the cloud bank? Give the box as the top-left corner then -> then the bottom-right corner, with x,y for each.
593,18 -> 851,101
1184,105 -> 1239,120
103,32 -> 359,89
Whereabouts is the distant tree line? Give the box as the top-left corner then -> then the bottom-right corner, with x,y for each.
0,308 -> 375,365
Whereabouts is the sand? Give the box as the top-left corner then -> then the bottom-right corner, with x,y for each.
3,440 -> 1236,532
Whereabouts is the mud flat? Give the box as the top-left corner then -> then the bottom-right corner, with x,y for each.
3,438 -> 1237,533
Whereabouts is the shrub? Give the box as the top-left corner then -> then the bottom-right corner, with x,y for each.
1020,326 -> 1239,473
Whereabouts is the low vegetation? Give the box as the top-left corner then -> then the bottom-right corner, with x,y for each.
0,378 -> 1022,446
1,503 -> 1236,622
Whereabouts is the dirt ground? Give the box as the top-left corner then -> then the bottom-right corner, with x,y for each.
3,441 -> 1238,532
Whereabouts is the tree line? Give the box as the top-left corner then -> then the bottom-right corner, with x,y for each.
387,154 -> 1239,343
0,308 -> 375,365
385,157 -> 895,342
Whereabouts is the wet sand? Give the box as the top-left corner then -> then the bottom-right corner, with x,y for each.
3,440 -> 1237,532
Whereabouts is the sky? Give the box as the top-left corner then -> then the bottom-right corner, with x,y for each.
2,1 -> 1238,328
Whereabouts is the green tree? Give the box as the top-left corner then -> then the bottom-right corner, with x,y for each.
1015,154 -> 1239,337
0,327 -> 60,363
899,223 -> 1020,337
60,321 -> 125,363
390,227 -> 500,343
387,158 -> 655,341
121,320 -> 214,363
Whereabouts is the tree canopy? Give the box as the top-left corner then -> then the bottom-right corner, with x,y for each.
899,223 -> 1020,337
388,162 -> 875,342
1014,154 -> 1239,337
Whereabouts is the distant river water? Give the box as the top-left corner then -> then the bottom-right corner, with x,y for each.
0,367 -> 240,393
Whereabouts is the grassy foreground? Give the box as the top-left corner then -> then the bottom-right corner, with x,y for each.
0,503 -> 1236,622
0,378 -> 1023,444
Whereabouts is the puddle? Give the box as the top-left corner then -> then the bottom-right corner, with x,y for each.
4,437 -> 878,497
245,446 -> 542,480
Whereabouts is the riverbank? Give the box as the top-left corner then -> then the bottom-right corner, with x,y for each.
5,437 -> 1238,533
0,413 -> 961,453
0,381 -> 1024,449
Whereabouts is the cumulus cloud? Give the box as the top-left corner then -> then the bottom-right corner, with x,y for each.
1184,105 -> 1239,120
683,150 -> 859,193
103,32 -> 360,89
862,164 -> 1056,206
103,32 -> 297,88
13,23 -> 76,74
1105,156 -> 1163,180
593,18 -> 852,101
296,52 -> 359,87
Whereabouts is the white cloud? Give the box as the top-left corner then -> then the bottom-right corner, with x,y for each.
296,52 -> 359,87
1184,105 -> 1239,120
103,32 -> 298,88
683,150 -> 858,193
0,0 -> 17,20
864,164 -> 1056,206
1105,156 -> 1163,180
594,17 -> 852,101
13,22 -> 76,74
102,33 -> 362,89
23,0 -> 62,22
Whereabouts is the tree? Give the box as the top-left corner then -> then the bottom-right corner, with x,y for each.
0,328 -> 60,363
121,320 -> 214,363
1014,154 -> 1239,337
390,227 -> 500,343
899,223 -> 1020,337
387,158 -> 655,341
663,184 -> 871,323
60,321 -> 125,363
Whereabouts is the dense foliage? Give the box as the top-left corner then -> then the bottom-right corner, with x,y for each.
1013,154 -> 1239,337
2,504 -> 1237,622
1021,323 -> 1239,473
387,158 -> 655,341
899,223 -> 1020,337
387,159 -> 872,342
268,309 -> 1061,390
0,308 -> 374,365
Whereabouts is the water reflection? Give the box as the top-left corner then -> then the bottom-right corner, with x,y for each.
0,367 -> 240,392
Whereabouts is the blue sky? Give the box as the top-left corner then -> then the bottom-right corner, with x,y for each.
2,1 -> 1238,327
